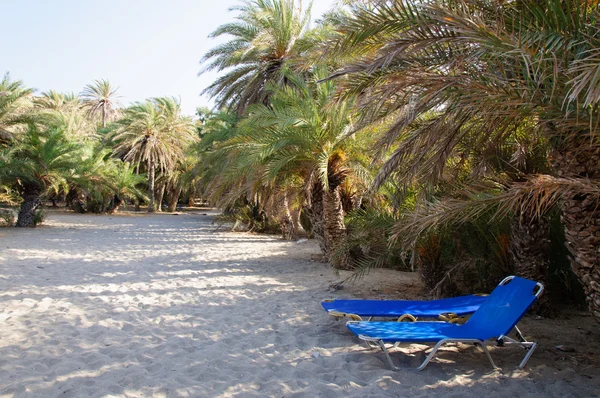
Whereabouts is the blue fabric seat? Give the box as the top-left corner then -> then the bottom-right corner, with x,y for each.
322,294 -> 488,320
346,276 -> 543,371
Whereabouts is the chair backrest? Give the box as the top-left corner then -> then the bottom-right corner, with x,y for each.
464,276 -> 543,339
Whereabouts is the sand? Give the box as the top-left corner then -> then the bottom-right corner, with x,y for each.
1,211 -> 599,397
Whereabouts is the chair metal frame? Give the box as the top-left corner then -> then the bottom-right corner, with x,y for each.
347,276 -> 544,371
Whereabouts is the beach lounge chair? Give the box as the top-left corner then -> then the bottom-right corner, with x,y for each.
346,276 -> 543,371
322,294 -> 488,322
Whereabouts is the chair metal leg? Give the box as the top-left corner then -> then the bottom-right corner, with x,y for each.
377,340 -> 404,371
513,325 -> 526,342
365,339 -> 380,349
474,341 -> 500,369
377,339 -> 443,371
498,334 -> 537,369
416,340 -> 446,371
519,342 -> 537,369
361,337 -> 500,371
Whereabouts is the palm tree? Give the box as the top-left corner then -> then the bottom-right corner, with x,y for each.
0,125 -> 80,227
68,144 -> 148,213
485,136 -> 553,310
89,159 -> 148,213
111,97 -> 197,212
34,91 -> 99,142
159,155 -> 198,213
81,79 -> 121,128
105,161 -> 147,212
328,0 -> 600,318
34,91 -> 81,112
200,0 -> 312,114
0,72 -> 33,145
205,68 -> 362,267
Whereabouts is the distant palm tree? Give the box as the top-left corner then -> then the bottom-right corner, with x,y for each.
111,97 -> 197,212
159,155 -> 196,213
34,91 -> 99,142
0,125 -> 80,227
200,0 -> 311,114
0,72 -> 33,144
81,79 -> 121,128
63,143 -> 148,213
104,161 -> 148,212
74,151 -> 148,213
35,91 -> 81,112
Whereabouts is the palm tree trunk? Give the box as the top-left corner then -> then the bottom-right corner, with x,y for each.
552,138 -> 600,321
323,186 -> 349,269
292,207 -> 301,237
16,184 -> 41,227
167,185 -> 183,212
101,105 -> 106,129
280,194 -> 294,240
561,194 -> 600,321
147,160 -> 155,213
109,195 -> 122,213
156,182 -> 166,212
307,181 -> 327,255
510,213 -> 552,314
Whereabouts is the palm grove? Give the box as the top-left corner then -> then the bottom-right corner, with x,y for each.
1,0 -> 599,321
0,77 -> 198,225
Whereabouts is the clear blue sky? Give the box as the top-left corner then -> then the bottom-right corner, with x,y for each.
1,0 -> 337,116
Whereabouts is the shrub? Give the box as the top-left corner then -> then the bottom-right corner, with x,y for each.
339,208 -> 411,280
0,209 -> 16,227
33,208 -> 46,226
217,201 -> 282,234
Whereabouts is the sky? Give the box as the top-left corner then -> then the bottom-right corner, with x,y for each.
1,0 -> 337,116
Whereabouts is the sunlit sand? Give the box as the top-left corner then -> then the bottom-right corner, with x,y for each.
1,213 -> 599,397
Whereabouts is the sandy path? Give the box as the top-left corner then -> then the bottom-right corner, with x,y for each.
0,212 -> 598,397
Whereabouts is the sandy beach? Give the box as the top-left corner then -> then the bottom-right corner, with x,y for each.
1,212 -> 599,397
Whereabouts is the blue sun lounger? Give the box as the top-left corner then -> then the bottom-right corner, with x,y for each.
346,276 -> 543,371
322,294 -> 488,321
